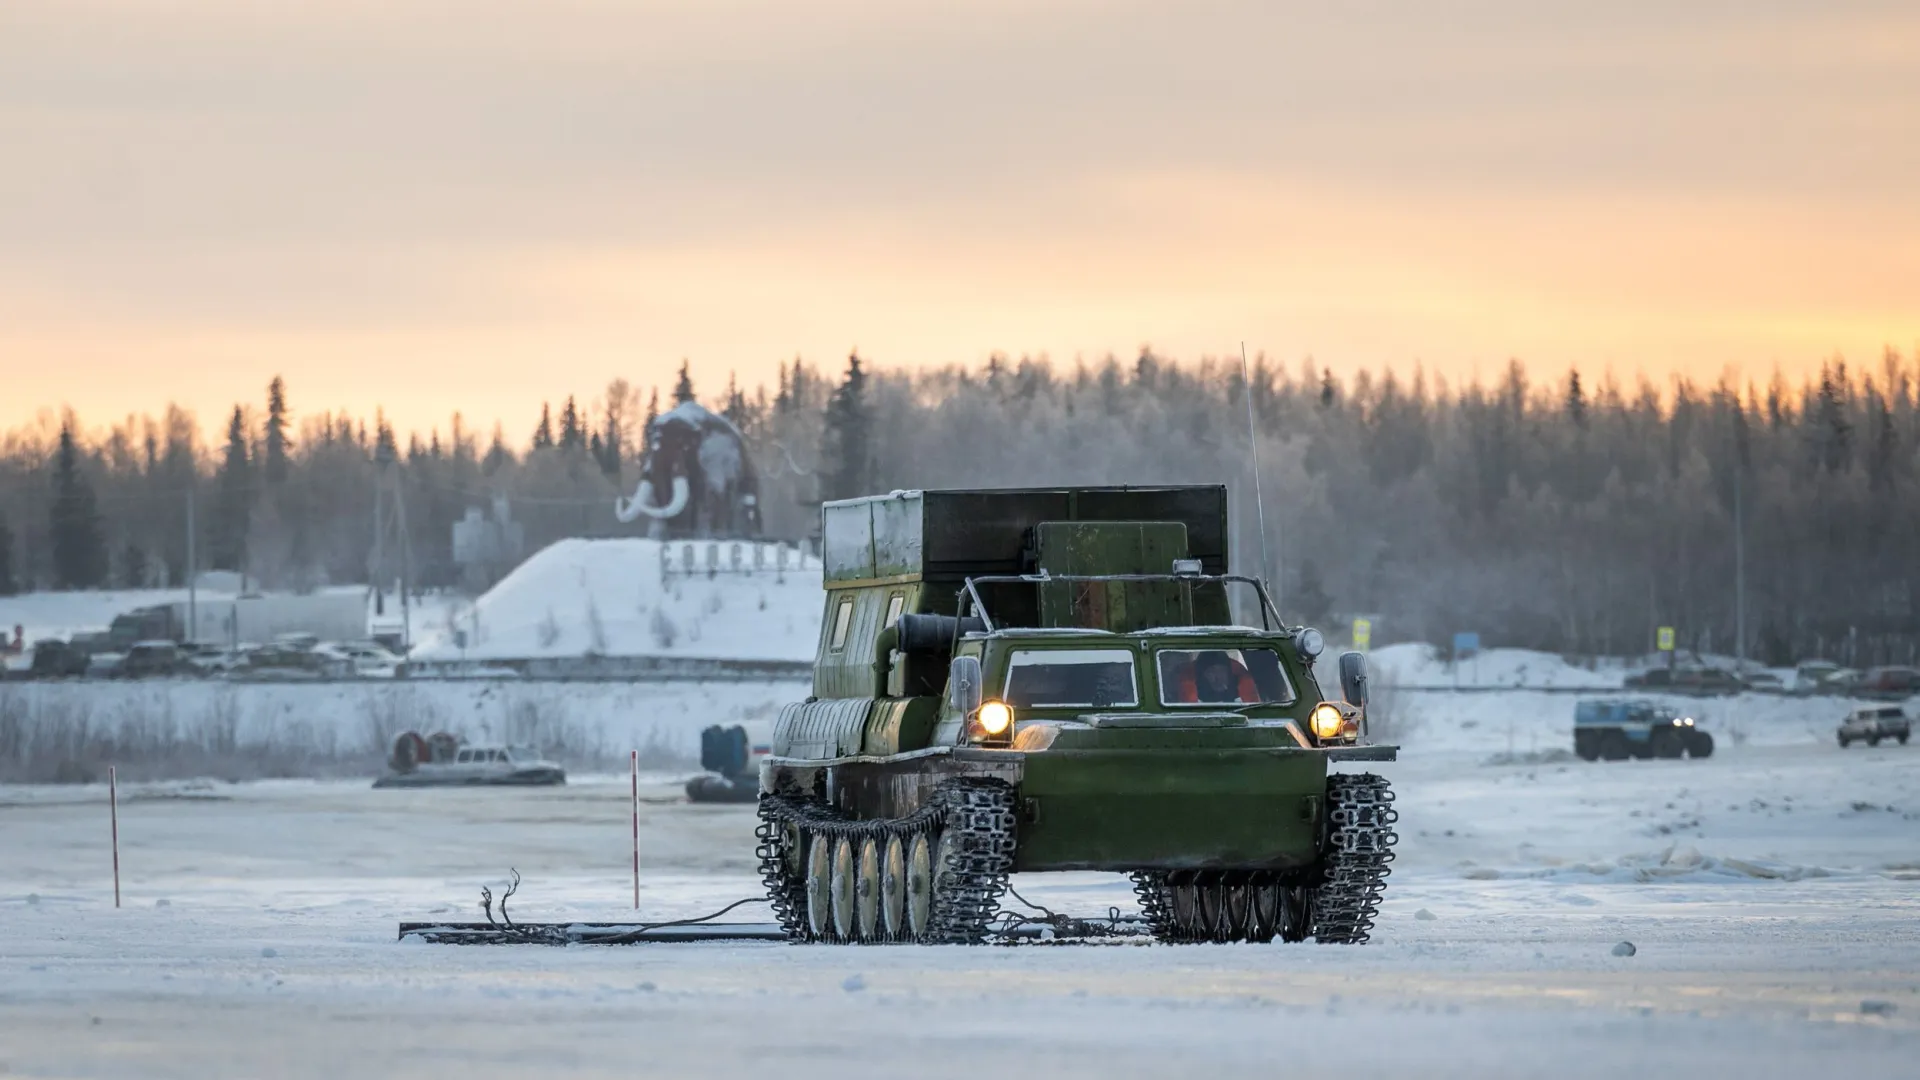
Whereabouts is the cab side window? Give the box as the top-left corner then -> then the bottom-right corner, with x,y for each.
828,598 -> 856,652
884,593 -> 906,629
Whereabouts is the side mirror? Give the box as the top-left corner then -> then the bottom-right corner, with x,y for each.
948,655 -> 984,716
1338,651 -> 1369,707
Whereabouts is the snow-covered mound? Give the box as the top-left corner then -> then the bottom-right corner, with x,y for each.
1369,643 -> 1622,689
408,538 -> 823,664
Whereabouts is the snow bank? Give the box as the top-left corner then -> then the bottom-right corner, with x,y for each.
408,538 -> 823,664
0,678 -> 807,782
1369,643 -> 1623,688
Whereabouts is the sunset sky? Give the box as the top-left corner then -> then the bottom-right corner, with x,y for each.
3,1 -> 1916,436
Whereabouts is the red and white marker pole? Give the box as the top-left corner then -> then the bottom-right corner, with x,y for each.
109,765 -> 121,909
630,749 -> 640,910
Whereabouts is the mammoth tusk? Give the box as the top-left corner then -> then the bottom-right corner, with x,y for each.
614,477 -> 690,522
613,480 -> 652,523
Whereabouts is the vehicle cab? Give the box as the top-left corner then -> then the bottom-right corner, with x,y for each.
934,622 -> 1365,751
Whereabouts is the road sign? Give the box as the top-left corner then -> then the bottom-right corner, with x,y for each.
1352,618 -> 1372,650
1656,626 -> 1675,652
1452,631 -> 1480,659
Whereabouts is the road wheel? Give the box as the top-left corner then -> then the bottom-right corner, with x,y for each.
1167,875 -> 1204,940
904,833 -> 934,940
1838,734 -> 1851,749
1574,730 -> 1600,761
880,834 -> 908,940
1899,733 -> 1910,745
931,830 -> 960,918
829,836 -> 858,941
1198,876 -> 1249,942
1867,734 -> 1881,747
804,832 -> 834,941
1652,729 -> 1684,759
1277,886 -> 1312,943
1246,880 -> 1281,943
1600,732 -> 1630,761
853,837 -> 882,942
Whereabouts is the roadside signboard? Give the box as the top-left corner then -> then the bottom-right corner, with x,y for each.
1657,626 -> 1676,652
1352,618 -> 1372,651
1452,631 -> 1480,660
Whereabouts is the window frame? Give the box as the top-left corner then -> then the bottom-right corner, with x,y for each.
884,593 -> 906,629
1153,646 -> 1298,708
1000,647 -> 1141,709
827,597 -> 856,653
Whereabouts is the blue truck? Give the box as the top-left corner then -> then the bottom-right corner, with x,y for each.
1574,699 -> 1714,761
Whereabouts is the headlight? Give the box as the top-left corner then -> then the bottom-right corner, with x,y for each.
976,700 -> 1013,737
1310,702 -> 1345,741
1296,627 -> 1325,661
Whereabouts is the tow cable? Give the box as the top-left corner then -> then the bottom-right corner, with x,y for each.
397,871 -> 1153,946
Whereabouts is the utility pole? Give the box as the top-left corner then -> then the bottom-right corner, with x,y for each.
1734,460 -> 1746,672
370,460 -> 415,651
1239,343 -> 1280,616
185,482 -> 197,642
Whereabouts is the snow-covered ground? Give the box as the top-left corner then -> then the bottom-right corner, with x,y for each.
2,682 -> 1916,1078
409,537 -> 822,664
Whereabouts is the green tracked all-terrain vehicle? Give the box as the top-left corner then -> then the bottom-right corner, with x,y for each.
756,486 -> 1399,944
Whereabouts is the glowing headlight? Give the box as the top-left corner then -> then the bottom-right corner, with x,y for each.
1310,702 -> 1345,741
976,700 -> 1014,737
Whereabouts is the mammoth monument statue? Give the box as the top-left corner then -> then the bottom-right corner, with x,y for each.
615,401 -> 762,539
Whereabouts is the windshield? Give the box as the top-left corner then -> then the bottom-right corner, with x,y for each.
1003,649 -> 1138,708
1157,648 -> 1296,706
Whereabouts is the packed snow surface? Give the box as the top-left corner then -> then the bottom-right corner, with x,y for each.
3,681 -> 1917,1078
408,537 -> 823,663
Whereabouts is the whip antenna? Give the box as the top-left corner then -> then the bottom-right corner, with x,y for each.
1240,342 -> 1278,617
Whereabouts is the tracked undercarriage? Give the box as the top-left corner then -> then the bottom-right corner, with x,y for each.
757,779 -> 1017,943
757,772 -> 1397,945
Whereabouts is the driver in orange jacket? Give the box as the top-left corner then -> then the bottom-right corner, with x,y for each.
1175,651 -> 1260,704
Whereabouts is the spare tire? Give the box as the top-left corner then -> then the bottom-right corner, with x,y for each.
427,731 -> 461,764
389,731 -> 429,773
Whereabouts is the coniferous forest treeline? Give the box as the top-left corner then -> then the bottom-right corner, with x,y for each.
4,349 -> 1919,667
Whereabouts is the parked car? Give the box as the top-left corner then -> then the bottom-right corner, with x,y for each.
235,643 -> 328,679
1741,671 -> 1787,694
29,638 -> 92,678
1855,666 -> 1920,700
1793,660 -> 1862,696
181,642 -> 244,676
312,641 -> 402,678
1624,665 -> 1745,696
113,641 -> 192,679
1837,705 -> 1911,748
